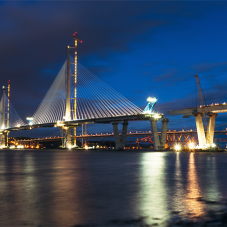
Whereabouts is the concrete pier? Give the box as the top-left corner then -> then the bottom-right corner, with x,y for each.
195,113 -> 206,147
160,118 -> 169,149
207,114 -> 217,145
65,127 -> 72,148
150,117 -> 169,150
112,121 -> 128,150
150,119 -> 160,150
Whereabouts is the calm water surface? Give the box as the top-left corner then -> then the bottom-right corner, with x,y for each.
0,150 -> 227,226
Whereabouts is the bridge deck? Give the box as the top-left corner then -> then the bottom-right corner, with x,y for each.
6,113 -> 160,132
169,103 -> 227,116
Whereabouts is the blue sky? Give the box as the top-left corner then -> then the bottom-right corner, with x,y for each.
1,1 -> 227,137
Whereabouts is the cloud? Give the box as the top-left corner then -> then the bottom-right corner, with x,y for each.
193,62 -> 227,73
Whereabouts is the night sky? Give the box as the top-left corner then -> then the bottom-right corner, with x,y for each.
1,1 -> 227,137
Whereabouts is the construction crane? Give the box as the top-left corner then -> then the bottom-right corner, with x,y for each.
194,75 -> 210,144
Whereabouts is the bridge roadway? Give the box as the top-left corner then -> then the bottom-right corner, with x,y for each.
169,102 -> 227,116
12,130 -> 227,143
4,113 -> 172,150
7,114 -> 156,132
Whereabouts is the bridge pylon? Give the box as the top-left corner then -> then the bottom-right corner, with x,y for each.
112,121 -> 128,150
150,117 -> 169,150
63,33 -> 82,149
73,32 -> 82,147
0,84 -> 10,148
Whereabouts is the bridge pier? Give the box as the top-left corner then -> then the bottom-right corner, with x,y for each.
65,127 -> 72,148
150,117 -> 169,151
0,133 -> 5,148
112,121 -> 128,150
207,114 -> 217,145
195,113 -> 206,147
194,113 -> 217,147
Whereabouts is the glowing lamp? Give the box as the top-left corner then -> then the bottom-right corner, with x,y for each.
174,144 -> 181,151
189,142 -> 195,149
154,114 -> 161,119
147,97 -> 157,103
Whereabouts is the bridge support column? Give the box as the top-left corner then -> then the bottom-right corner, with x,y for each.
150,118 -> 169,151
0,133 -> 5,148
160,118 -> 169,149
65,127 -> 72,148
150,119 -> 160,150
195,113 -> 206,147
112,121 -> 128,150
207,114 -> 217,145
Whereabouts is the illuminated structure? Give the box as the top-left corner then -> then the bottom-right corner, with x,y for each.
2,86 -> 6,129
64,46 -> 72,148
0,83 -> 10,148
0,86 -> 6,147
73,32 -> 82,146
6,81 -> 10,147
0,38 -> 169,151
62,33 -> 82,148
26,117 -> 33,125
141,96 -> 168,150
143,97 -> 157,114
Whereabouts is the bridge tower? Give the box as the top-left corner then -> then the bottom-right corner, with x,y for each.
63,33 -> 82,148
1,86 -> 6,147
73,32 -> 82,146
6,81 -> 10,147
64,46 -> 72,148
2,86 -> 6,129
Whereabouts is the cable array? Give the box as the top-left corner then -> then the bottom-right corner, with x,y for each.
32,61 -> 66,124
9,100 -> 25,127
32,59 -> 142,124
71,62 -> 142,120
0,94 -> 25,128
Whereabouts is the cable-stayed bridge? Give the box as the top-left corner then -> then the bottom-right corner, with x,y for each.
0,33 -> 169,151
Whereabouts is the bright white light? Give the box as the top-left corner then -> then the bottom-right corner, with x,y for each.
174,144 -> 181,151
189,142 -> 195,149
56,121 -> 64,127
147,97 -> 157,103
211,143 -> 216,148
85,145 -> 89,150
1,126 -> 5,130
29,122 -> 33,125
10,145 -> 15,149
16,124 -> 21,127
67,145 -> 72,149
17,145 -> 24,149
154,114 -> 161,119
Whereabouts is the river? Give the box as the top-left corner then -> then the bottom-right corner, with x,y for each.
0,149 -> 226,226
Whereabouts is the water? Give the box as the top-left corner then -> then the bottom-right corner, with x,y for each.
0,150 -> 227,226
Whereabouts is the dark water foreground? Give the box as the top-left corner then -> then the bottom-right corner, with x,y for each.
0,149 -> 227,226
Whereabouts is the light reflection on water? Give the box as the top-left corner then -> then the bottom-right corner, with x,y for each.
186,153 -> 205,217
138,152 -> 168,224
0,150 -> 226,226
171,152 -> 185,212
